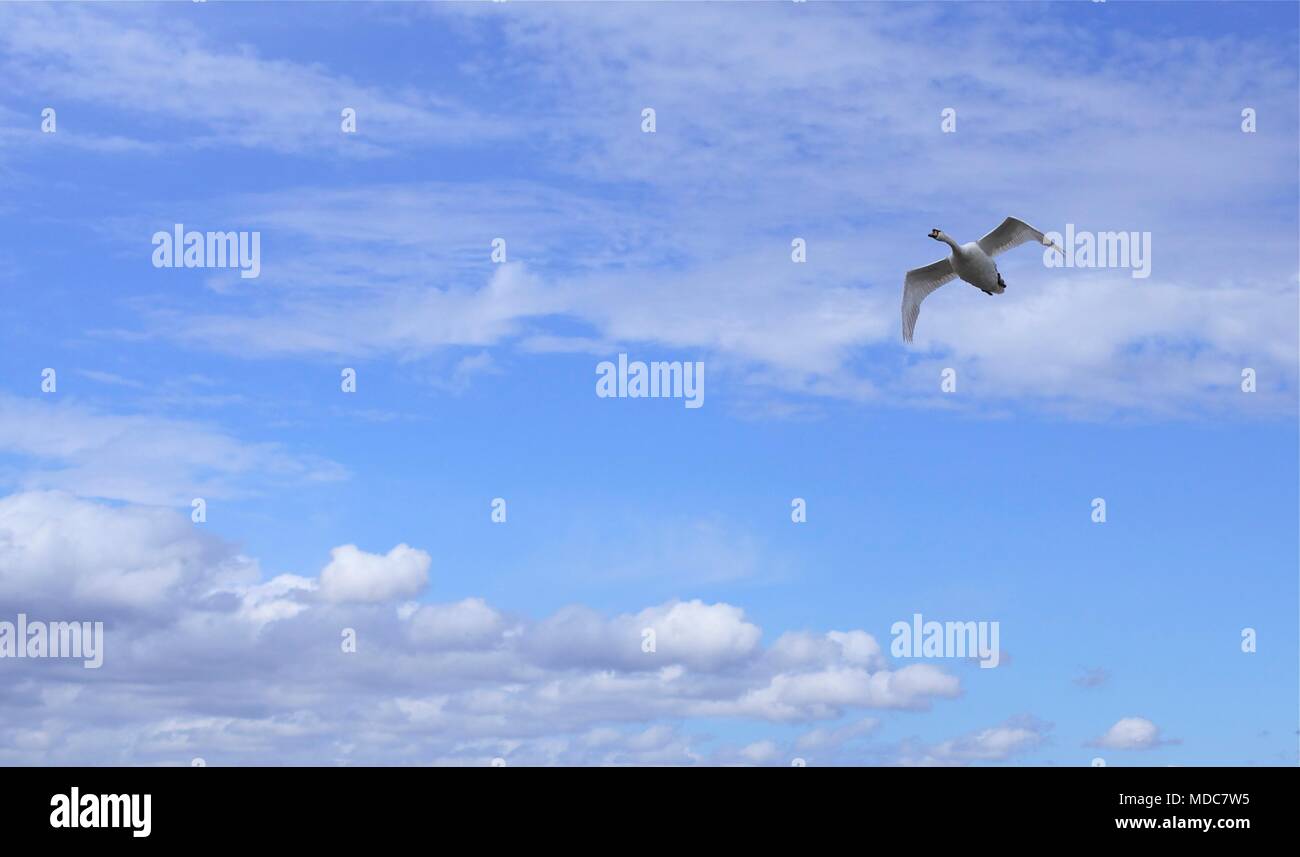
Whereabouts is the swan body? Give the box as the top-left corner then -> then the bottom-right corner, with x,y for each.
901,217 -> 1062,342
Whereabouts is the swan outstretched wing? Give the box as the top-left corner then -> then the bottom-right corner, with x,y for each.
977,216 -> 1062,258
901,258 -> 957,342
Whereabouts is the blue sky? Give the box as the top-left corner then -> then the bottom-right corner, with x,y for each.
0,1 -> 1296,766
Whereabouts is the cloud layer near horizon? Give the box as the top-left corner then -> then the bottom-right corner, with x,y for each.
0,490 -> 977,766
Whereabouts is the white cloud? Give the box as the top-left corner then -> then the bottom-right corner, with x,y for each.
82,2 -> 1295,419
527,599 -> 761,672
0,394 -> 346,505
926,720 -> 1048,764
888,716 -> 1052,767
318,543 -> 431,604
634,600 -> 762,670
1090,716 -> 1173,751
232,575 -> 318,627
738,740 -> 780,764
403,598 -> 507,649
827,630 -> 889,670
2,5 -> 1286,418
765,630 -> 888,673
713,664 -> 961,722
909,274 -> 1296,417
0,491 -> 964,764
0,4 -> 511,156
0,490 -> 256,617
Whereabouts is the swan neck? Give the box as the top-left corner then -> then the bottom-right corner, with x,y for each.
937,232 -> 960,251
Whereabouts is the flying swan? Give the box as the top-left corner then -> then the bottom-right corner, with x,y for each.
901,217 -> 1062,342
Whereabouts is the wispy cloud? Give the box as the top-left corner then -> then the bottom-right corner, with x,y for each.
13,3 -> 1287,417
0,3 -> 512,156
0,394 -> 346,505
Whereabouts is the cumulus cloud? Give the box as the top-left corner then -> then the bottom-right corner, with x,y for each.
1089,717 -> 1176,751
0,490 -> 257,618
715,664 -> 961,722
888,716 -> 1052,767
318,544 -> 431,604
526,599 -> 761,672
0,491 -> 963,765
924,718 -> 1050,765
634,600 -> 762,670
402,598 -> 507,650
738,740 -> 781,764
232,575 -> 318,627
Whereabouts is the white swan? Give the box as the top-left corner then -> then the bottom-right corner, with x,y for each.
901,217 -> 1062,342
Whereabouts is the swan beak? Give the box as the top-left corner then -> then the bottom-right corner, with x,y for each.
928,229 -> 941,239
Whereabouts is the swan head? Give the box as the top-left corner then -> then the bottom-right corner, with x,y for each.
928,228 -> 942,241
